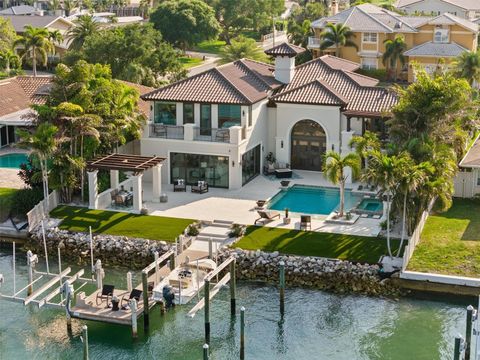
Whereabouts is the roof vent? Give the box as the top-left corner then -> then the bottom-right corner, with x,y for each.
395,21 -> 403,29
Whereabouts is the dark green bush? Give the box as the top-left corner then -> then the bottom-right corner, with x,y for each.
10,188 -> 44,219
356,68 -> 388,82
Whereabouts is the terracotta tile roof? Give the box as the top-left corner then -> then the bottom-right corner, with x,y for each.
272,79 -> 348,105
264,42 -> 306,57
118,80 -> 154,116
0,75 -> 52,117
319,55 -> 360,72
460,135 -> 480,167
142,60 -> 282,104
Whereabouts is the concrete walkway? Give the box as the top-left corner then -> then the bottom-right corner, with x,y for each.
185,51 -> 220,77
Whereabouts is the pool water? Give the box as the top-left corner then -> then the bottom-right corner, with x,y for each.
0,153 -> 28,168
357,198 -> 383,212
268,185 -> 362,215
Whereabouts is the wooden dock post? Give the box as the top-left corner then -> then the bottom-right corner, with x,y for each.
82,325 -> 89,360
208,238 -> 213,259
466,305 -> 474,360
142,270 -> 149,329
240,306 -> 245,360
279,261 -> 285,316
169,252 -> 175,271
204,279 -> 211,344
203,343 -> 209,360
154,251 -> 159,285
95,260 -> 103,290
454,337 -> 462,360
130,298 -> 138,338
230,260 -> 236,316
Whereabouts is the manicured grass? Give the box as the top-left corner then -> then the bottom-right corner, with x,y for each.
408,198 -> 480,277
179,56 -> 203,69
234,226 -> 401,264
50,205 -> 194,242
193,39 -> 227,54
0,187 -> 20,222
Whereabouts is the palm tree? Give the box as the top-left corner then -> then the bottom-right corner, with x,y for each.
454,50 -> 480,85
219,36 -> 269,64
14,26 -> 53,77
67,15 -> 100,51
48,29 -> 64,60
320,23 -> 357,58
63,0 -> 78,16
323,151 -> 361,217
382,36 -> 406,81
48,0 -> 61,13
349,131 -> 380,169
0,50 -> 20,74
288,19 -> 312,48
16,123 -> 59,211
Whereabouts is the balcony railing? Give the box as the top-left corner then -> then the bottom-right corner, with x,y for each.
194,127 -> 230,143
149,124 -> 184,139
307,37 -> 321,48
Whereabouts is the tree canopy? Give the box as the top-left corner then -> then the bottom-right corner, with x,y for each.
219,36 -> 269,64
0,17 -> 16,54
150,0 -> 221,51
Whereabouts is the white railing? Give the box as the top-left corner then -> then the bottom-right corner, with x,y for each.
262,30 -> 286,41
307,37 -> 321,48
401,198 -> 436,270
27,190 -> 59,232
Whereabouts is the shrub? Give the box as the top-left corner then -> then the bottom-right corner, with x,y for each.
186,224 -> 200,236
229,224 -> 245,238
10,188 -> 44,219
356,68 -> 388,82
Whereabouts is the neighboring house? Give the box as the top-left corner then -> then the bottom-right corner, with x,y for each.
455,135 -> 480,198
395,0 -> 480,20
140,43 -> 396,190
0,5 -> 39,15
309,4 -> 479,82
0,14 -> 74,55
0,75 -> 52,147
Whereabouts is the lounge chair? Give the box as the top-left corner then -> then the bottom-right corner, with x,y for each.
254,210 -> 281,225
300,215 -> 311,231
256,200 -> 266,209
173,179 -> 186,192
191,181 -> 208,194
121,289 -> 143,309
96,284 -> 115,307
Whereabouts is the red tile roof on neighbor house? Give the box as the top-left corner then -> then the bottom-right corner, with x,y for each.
264,42 -> 306,57
0,75 -> 52,117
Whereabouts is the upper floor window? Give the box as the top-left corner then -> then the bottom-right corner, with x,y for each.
218,104 -> 241,128
183,103 -> 194,124
154,102 -> 176,125
434,28 -> 449,43
362,33 -> 377,43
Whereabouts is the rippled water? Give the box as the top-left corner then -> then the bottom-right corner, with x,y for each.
0,246 -> 472,360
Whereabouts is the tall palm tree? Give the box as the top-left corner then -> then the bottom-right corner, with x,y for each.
16,123 -> 59,211
0,50 -> 20,74
382,36 -> 406,81
349,131 -> 381,169
14,26 -> 53,77
48,29 -> 64,59
320,23 -> 357,58
67,15 -> 100,51
48,0 -> 61,13
323,151 -> 361,217
454,50 -> 480,86
219,36 -> 268,64
63,0 -> 78,16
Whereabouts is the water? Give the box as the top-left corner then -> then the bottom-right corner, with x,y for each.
0,246 -> 473,359
268,185 -> 363,215
0,153 -> 28,169
357,198 -> 383,212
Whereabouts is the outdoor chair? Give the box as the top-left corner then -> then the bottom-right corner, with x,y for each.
110,190 -> 118,206
173,179 -> 186,192
191,181 -> 208,194
121,289 -> 143,309
96,284 -> 115,307
215,129 -> 230,142
300,215 -> 311,231
256,200 -> 266,209
115,195 -> 125,207
254,210 -> 281,225
153,124 -> 167,137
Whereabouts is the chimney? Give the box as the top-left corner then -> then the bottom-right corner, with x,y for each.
331,0 -> 339,15
274,56 -> 296,84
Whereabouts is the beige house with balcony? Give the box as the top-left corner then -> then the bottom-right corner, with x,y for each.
395,0 -> 480,20
309,4 -> 479,82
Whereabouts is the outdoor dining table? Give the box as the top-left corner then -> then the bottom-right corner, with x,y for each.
118,190 -> 133,204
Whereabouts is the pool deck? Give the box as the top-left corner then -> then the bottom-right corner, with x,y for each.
0,148 -> 29,189
135,170 -> 384,237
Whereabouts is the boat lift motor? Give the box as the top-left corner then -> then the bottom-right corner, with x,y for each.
163,285 -> 175,308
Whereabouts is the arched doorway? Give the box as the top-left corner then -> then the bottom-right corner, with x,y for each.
290,120 -> 326,171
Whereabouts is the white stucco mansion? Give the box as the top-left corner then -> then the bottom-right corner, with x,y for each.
139,43 -> 397,190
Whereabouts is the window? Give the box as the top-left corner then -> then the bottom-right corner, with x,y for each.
477,171 -> 480,186
434,28 -> 449,43
154,102 -> 176,125
242,145 -> 261,185
183,103 -> 194,124
362,33 -> 377,43
200,104 -> 211,135
361,57 -> 377,70
218,104 -> 241,128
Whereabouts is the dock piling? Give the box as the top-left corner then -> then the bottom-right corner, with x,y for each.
127,272 -> 133,293
208,238 -> 213,260
466,305 -> 474,360
203,343 -> 209,360
454,336 -> 463,360
142,270 -> 149,329
82,325 -> 89,360
279,261 -> 285,316
240,306 -> 245,360
130,298 -> 138,338
89,226 -> 94,279
26,250 -> 38,296
230,260 -> 236,317
154,251 -> 159,285
95,260 -> 104,290
169,253 -> 175,271
12,242 -> 16,295
205,279 -> 211,344
41,219 -> 50,274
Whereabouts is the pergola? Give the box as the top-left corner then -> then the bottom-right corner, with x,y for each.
86,154 -> 166,212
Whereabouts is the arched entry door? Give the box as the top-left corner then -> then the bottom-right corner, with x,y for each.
290,120 -> 326,171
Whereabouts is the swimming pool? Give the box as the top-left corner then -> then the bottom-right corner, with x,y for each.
268,185 -> 363,215
0,153 -> 28,168
356,198 -> 383,213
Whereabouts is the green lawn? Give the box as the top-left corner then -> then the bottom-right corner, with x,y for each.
50,205 -> 194,242
234,226 -> 401,264
179,56 -> 203,69
192,39 -> 226,54
408,198 -> 480,277
0,188 -> 20,222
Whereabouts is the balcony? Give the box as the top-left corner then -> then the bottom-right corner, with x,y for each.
307,37 -> 321,49
194,127 -> 230,143
149,124 -> 184,139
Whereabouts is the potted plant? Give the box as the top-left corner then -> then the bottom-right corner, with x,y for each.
283,208 -> 291,224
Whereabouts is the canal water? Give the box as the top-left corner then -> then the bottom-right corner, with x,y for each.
0,246 -> 474,360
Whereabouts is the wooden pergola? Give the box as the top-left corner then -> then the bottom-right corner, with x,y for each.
86,154 -> 166,212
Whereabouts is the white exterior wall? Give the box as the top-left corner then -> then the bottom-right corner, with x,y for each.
398,0 -> 469,18
454,168 -> 480,198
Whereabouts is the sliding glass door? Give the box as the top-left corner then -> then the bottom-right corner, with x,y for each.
200,104 -> 211,136
242,145 -> 261,185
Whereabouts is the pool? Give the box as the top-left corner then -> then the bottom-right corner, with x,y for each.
0,153 -> 28,168
356,198 -> 383,213
268,185 -> 362,215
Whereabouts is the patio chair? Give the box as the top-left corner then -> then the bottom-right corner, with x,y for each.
256,200 -> 267,209
153,124 -> 167,137
215,129 -> 229,142
191,181 -> 208,194
263,163 -> 275,175
300,215 -> 311,231
174,179 -> 186,192
96,284 -> 115,307
121,289 -> 143,309
115,194 -> 125,207
110,190 -> 118,206
254,210 -> 281,225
